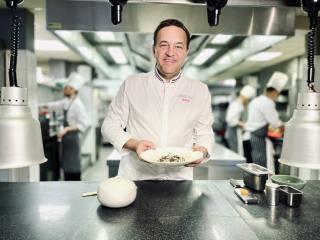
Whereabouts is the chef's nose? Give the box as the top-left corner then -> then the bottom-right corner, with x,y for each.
165,45 -> 175,56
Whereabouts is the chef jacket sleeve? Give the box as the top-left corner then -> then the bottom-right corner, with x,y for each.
193,85 -> 215,158
74,103 -> 90,132
225,101 -> 242,127
46,99 -> 65,112
101,81 -> 132,153
263,100 -> 283,129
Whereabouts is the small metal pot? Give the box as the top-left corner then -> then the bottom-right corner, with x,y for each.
279,186 -> 303,207
237,163 -> 273,191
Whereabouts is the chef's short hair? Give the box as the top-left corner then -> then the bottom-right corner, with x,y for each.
266,87 -> 278,93
153,19 -> 190,49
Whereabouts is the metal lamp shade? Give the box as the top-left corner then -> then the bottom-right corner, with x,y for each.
280,92 -> 320,169
0,87 -> 47,169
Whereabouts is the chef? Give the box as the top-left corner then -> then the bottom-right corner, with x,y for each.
246,72 -> 288,168
225,85 -> 256,155
46,72 -> 89,180
101,19 -> 214,180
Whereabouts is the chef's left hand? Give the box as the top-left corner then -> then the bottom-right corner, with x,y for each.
57,127 -> 68,140
185,145 -> 209,167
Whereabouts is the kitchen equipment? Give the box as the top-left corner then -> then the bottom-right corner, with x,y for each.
0,1 -> 47,169
230,179 -> 259,204
280,0 -> 320,170
271,175 -> 306,190
109,0 -> 128,25
234,188 -> 259,204
237,163 -> 273,191
280,92 -> 320,169
0,95 -> 47,169
229,178 -> 243,188
279,186 -> 303,207
265,182 -> 280,206
140,147 -> 203,166
97,176 -> 137,208
206,0 -> 228,26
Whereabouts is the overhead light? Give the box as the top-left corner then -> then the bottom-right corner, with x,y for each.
107,46 -> 128,64
0,88 -> 47,169
192,48 -> 217,66
1,1 -> 47,169
222,78 -> 236,86
77,46 -> 93,60
211,34 -> 233,44
247,51 -> 283,61
96,32 -> 115,42
35,40 -> 69,51
280,1 -> 320,171
109,0 -> 128,25
280,92 -> 320,169
206,0 -> 228,26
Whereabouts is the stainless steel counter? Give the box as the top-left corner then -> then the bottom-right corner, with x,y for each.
106,143 -> 246,179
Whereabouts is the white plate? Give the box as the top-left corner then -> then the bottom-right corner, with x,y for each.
140,147 -> 203,166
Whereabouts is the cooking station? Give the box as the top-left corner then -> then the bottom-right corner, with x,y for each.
106,143 -> 246,180
1,180 -> 319,240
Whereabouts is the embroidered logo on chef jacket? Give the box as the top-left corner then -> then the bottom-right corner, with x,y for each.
178,94 -> 193,103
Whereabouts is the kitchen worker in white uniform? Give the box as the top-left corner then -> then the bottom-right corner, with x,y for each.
246,72 -> 288,168
46,72 -> 89,180
225,85 -> 256,155
101,19 -> 214,180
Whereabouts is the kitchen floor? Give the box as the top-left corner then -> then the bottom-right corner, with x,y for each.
81,146 -> 113,181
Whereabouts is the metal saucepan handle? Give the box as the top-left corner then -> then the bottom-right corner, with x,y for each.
82,191 -> 97,197
230,179 -> 242,188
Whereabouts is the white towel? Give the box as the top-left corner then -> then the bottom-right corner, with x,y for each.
236,128 -> 244,156
266,138 -> 275,172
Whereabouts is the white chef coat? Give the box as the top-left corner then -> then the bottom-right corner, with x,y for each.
47,97 -> 89,132
246,95 -> 283,132
226,99 -> 244,127
225,99 -> 245,155
101,70 -> 214,180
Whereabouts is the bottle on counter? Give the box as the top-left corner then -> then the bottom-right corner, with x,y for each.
265,181 -> 280,206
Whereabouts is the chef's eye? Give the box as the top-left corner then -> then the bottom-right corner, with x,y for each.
159,43 -> 169,48
175,45 -> 183,49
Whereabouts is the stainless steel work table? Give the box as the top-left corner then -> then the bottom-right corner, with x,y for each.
106,143 -> 246,179
0,180 -> 319,240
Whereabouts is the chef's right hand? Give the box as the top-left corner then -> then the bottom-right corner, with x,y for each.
135,140 -> 155,157
238,121 -> 245,129
124,139 -> 155,158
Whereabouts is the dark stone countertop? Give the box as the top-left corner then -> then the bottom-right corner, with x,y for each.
0,180 -> 320,240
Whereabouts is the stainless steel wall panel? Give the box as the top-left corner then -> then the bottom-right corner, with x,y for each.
67,0 -> 300,7
47,0 -> 296,36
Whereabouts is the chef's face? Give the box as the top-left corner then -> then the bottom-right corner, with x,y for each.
153,26 -> 188,80
63,85 -> 76,97
243,97 -> 249,106
270,91 -> 280,101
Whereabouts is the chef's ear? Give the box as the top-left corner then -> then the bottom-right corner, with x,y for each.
152,45 -> 156,56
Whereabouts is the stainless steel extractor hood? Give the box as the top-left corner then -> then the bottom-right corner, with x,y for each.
46,0 -> 297,36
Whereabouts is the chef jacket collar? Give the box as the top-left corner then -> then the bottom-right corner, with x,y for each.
155,66 -> 181,84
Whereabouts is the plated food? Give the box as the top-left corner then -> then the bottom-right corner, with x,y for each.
158,154 -> 186,163
140,147 -> 203,166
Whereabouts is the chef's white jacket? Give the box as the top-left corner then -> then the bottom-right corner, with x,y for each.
226,99 -> 244,127
47,97 -> 89,133
101,70 -> 214,180
246,95 -> 283,132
